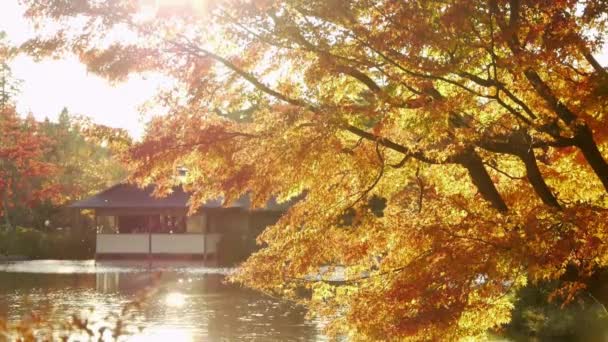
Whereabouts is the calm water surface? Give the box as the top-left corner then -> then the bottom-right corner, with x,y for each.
0,260 -> 325,341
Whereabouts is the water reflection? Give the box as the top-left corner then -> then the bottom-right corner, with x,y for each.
0,260 -> 324,341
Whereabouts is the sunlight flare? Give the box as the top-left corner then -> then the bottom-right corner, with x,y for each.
165,292 -> 187,307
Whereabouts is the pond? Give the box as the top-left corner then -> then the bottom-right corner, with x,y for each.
0,260 -> 326,341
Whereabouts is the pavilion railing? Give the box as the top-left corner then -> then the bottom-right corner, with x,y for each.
95,233 -> 221,257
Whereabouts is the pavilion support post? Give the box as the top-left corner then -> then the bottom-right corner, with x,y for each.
203,211 -> 209,262
147,225 -> 152,269
93,212 -> 99,261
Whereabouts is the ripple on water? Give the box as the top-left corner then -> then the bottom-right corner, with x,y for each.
0,259 -> 234,275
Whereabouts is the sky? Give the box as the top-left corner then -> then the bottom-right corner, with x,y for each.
0,0 -> 165,138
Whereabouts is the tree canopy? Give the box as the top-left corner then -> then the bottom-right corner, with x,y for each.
21,0 -> 608,339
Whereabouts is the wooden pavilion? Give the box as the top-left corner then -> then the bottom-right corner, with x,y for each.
70,183 -> 293,260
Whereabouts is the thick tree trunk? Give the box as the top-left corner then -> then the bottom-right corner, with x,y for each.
457,150 -> 508,212
479,131 -> 561,209
520,149 -> 561,209
574,124 -> 608,192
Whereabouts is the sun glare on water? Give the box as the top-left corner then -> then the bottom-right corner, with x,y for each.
165,291 -> 187,307
127,292 -> 194,341
130,326 -> 194,342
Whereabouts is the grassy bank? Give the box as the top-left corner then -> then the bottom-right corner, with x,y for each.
0,227 -> 95,260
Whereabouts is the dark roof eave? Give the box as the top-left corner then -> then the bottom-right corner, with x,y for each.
67,183 -> 303,211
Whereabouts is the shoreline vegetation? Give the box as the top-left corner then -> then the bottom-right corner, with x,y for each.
0,225 -> 258,266
0,227 -> 94,260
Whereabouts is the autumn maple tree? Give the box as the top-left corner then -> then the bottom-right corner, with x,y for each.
21,0 -> 608,339
0,36 -> 57,229
0,105 -> 58,230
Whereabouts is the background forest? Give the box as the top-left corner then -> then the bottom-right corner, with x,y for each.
1,36 -> 126,258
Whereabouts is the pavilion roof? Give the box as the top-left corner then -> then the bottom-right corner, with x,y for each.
69,183 -> 298,211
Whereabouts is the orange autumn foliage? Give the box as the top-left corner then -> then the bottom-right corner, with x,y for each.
0,108 -> 58,226
21,0 -> 608,339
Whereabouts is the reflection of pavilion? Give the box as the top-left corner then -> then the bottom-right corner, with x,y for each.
71,184 -> 294,260
96,272 -> 120,293
95,270 -> 224,293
